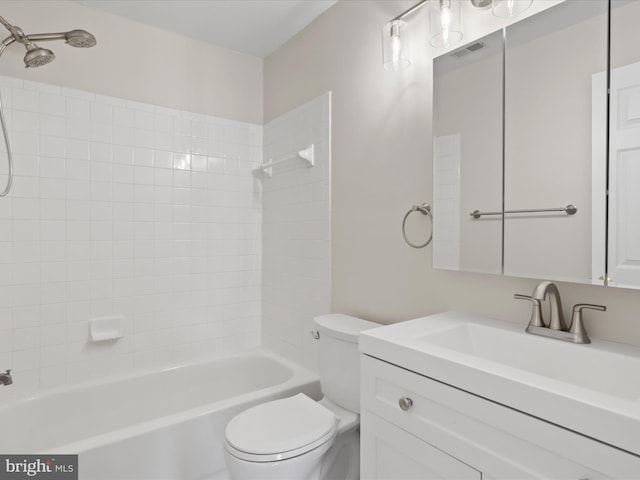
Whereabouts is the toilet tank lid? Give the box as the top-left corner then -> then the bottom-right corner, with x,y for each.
314,314 -> 380,342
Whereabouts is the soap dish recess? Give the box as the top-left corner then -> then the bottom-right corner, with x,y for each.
90,315 -> 124,341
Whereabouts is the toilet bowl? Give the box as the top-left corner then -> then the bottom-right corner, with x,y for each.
223,314 -> 379,480
224,394 -> 352,480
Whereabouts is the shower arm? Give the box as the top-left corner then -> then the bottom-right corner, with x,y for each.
0,15 -> 32,47
0,16 -> 70,45
0,33 -> 72,47
21,32 -> 73,42
0,16 -> 14,32
0,16 -> 21,39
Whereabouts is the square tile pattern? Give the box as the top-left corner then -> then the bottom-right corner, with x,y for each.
0,76 -> 264,399
261,93 -> 331,371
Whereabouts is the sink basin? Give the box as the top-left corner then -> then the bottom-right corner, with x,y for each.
359,311 -> 640,456
420,322 -> 640,401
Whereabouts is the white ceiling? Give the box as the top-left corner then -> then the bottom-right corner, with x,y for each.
79,0 -> 337,58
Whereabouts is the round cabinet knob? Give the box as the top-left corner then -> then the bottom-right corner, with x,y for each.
398,397 -> 413,411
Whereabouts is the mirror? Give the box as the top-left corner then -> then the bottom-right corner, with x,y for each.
433,30 -> 503,275
503,1 -> 608,284
433,1 -> 612,286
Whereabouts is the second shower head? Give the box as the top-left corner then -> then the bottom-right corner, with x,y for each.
64,29 -> 97,48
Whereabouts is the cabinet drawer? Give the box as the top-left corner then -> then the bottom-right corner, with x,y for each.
361,409 -> 481,480
361,354 -> 640,479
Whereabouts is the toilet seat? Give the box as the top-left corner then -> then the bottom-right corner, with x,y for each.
225,393 -> 337,463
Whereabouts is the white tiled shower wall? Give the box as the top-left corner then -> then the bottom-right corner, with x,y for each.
262,93 -> 331,371
0,75 -> 262,399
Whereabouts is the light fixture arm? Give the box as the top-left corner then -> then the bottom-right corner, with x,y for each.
390,0 -> 430,22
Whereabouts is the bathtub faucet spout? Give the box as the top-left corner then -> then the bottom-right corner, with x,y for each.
0,369 -> 12,386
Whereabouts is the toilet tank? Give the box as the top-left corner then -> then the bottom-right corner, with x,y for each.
314,314 -> 380,413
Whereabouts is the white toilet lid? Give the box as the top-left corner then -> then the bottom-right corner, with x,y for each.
225,393 -> 336,459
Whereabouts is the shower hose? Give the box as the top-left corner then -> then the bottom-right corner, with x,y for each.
0,92 -> 12,197
0,42 -> 13,197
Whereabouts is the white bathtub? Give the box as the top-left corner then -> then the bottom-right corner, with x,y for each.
0,349 -> 320,480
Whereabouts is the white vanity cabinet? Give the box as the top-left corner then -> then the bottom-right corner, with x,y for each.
361,411 -> 480,480
360,355 -> 640,480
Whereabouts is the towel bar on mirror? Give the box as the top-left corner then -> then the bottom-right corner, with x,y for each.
470,204 -> 577,219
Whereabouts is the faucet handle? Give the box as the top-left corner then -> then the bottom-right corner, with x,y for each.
514,294 -> 545,327
568,304 -> 606,343
572,304 -> 606,312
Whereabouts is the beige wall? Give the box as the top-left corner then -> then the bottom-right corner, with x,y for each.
0,1 -> 262,124
264,0 -> 640,347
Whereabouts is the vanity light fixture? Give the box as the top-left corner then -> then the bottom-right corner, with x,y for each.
383,0 -> 533,70
382,19 -> 410,71
382,0 -> 428,71
381,0 -> 464,71
430,0 -> 463,48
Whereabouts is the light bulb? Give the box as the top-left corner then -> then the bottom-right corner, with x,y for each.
492,0 -> 532,18
390,21 -> 402,64
440,1 -> 451,46
430,0 -> 462,48
382,20 -> 409,71
391,34 -> 401,64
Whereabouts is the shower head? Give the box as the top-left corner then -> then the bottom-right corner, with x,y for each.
23,44 -> 55,68
0,16 -> 96,68
64,30 -> 97,48
0,16 -> 96,198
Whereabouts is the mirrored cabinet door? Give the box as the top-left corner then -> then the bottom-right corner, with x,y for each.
608,0 -> 640,289
433,30 -> 503,275
503,1 -> 608,284
432,0 -> 640,291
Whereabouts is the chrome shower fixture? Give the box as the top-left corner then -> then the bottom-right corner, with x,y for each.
23,43 -> 55,68
0,15 -> 97,68
0,15 -> 96,197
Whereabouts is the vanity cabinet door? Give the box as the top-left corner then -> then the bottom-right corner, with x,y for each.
361,355 -> 640,479
361,409 -> 480,480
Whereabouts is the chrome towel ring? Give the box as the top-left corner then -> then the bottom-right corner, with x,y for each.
402,203 -> 433,249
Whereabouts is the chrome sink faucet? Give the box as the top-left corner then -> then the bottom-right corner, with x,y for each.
532,280 -> 566,331
0,369 -> 12,386
515,281 -> 606,344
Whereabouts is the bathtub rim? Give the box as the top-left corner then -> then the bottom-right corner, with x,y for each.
1,347 -> 313,408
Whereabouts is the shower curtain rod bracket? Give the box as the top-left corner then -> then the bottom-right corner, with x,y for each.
259,143 -> 315,178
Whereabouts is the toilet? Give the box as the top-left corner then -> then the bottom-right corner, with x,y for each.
223,314 -> 379,480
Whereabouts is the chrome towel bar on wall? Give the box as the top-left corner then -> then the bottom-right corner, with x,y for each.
402,203 -> 433,249
469,204 -> 577,219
